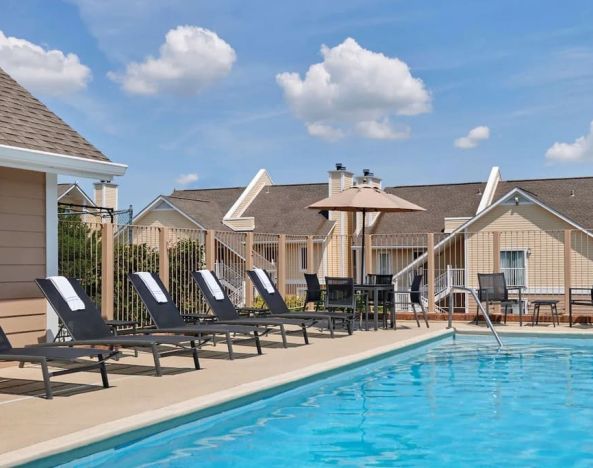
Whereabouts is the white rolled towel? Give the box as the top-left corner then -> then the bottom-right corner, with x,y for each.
48,276 -> 85,311
135,272 -> 167,303
254,268 -> 275,294
197,270 -> 224,301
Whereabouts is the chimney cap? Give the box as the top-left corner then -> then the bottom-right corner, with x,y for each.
335,163 -> 346,171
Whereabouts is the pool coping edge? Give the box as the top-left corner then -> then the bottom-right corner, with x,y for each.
3,328 -> 453,467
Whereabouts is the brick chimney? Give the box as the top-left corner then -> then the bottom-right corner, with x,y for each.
94,180 -> 118,211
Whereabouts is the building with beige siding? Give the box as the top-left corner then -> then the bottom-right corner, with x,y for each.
134,164 -> 593,314
0,66 -> 127,349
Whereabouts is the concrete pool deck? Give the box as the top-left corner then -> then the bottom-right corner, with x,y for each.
2,320 -> 593,466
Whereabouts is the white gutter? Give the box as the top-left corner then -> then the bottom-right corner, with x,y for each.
0,144 -> 127,180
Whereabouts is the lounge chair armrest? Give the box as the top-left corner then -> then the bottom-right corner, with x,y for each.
569,287 -> 593,292
507,286 -> 525,291
135,327 -> 172,334
26,341 -> 79,348
0,354 -> 48,364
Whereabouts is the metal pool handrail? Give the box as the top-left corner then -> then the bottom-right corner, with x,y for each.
448,286 -> 504,348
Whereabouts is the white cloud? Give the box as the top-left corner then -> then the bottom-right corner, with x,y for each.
0,30 -> 91,96
176,173 -> 199,185
355,119 -> 410,140
109,25 -> 236,96
306,122 -> 344,141
276,37 -> 430,141
545,121 -> 593,162
454,126 -> 490,149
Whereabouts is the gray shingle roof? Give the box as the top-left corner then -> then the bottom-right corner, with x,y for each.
243,183 -> 334,235
166,187 -> 245,230
161,175 -> 593,235
168,183 -> 335,235
494,177 -> 593,229
370,182 -> 486,234
0,66 -> 109,162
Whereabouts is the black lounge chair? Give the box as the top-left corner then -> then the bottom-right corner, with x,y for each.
128,272 -> 264,359
192,270 -> 310,346
0,327 -> 112,399
36,278 -> 201,376
247,269 -> 353,337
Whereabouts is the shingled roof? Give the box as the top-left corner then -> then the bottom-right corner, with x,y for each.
370,182 -> 486,234
243,183 -> 334,235
166,187 -> 245,230
494,177 -> 593,229
0,66 -> 109,162
166,184 -> 334,235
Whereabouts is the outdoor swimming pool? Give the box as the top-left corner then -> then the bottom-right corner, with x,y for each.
59,335 -> 593,466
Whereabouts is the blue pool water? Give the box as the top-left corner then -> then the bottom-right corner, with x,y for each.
59,336 -> 593,467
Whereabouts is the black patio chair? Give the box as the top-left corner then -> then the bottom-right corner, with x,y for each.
367,274 -> 395,328
248,269 -> 353,338
36,277 -> 201,376
568,286 -> 593,326
0,326 -> 112,399
128,272 -> 265,359
477,273 -> 524,326
192,270 -> 310,345
303,273 -> 324,311
393,273 -> 429,328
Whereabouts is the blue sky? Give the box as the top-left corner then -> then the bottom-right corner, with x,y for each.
2,0 -> 593,212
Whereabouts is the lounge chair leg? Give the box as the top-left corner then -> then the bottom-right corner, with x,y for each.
190,341 -> 201,370
151,344 -> 162,376
40,360 -> 53,399
97,354 -> 110,388
420,302 -> 429,328
254,331 -> 263,355
412,304 -> 421,328
302,325 -> 309,344
329,318 -> 335,338
279,325 -> 287,348
225,332 -> 234,360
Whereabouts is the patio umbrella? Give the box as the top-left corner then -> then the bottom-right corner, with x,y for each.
308,184 -> 425,281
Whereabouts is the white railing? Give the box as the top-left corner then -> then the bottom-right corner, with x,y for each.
214,261 -> 245,305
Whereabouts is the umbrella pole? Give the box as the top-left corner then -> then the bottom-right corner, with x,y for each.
361,209 -> 366,283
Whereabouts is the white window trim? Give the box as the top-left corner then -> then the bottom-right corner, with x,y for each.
500,248 -> 529,288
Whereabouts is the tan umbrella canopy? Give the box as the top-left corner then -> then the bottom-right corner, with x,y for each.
308,185 -> 425,280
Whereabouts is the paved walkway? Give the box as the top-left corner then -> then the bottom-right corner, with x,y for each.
0,322 -> 450,464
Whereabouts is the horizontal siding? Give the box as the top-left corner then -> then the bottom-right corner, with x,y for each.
135,209 -> 200,230
0,167 -> 47,349
467,204 -> 571,290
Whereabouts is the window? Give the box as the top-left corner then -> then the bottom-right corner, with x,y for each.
500,250 -> 526,287
378,253 -> 391,274
300,247 -> 308,272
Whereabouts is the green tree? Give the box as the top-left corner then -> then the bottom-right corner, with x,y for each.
57,215 -> 102,303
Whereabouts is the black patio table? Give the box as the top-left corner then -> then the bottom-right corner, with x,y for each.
354,283 -> 395,331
